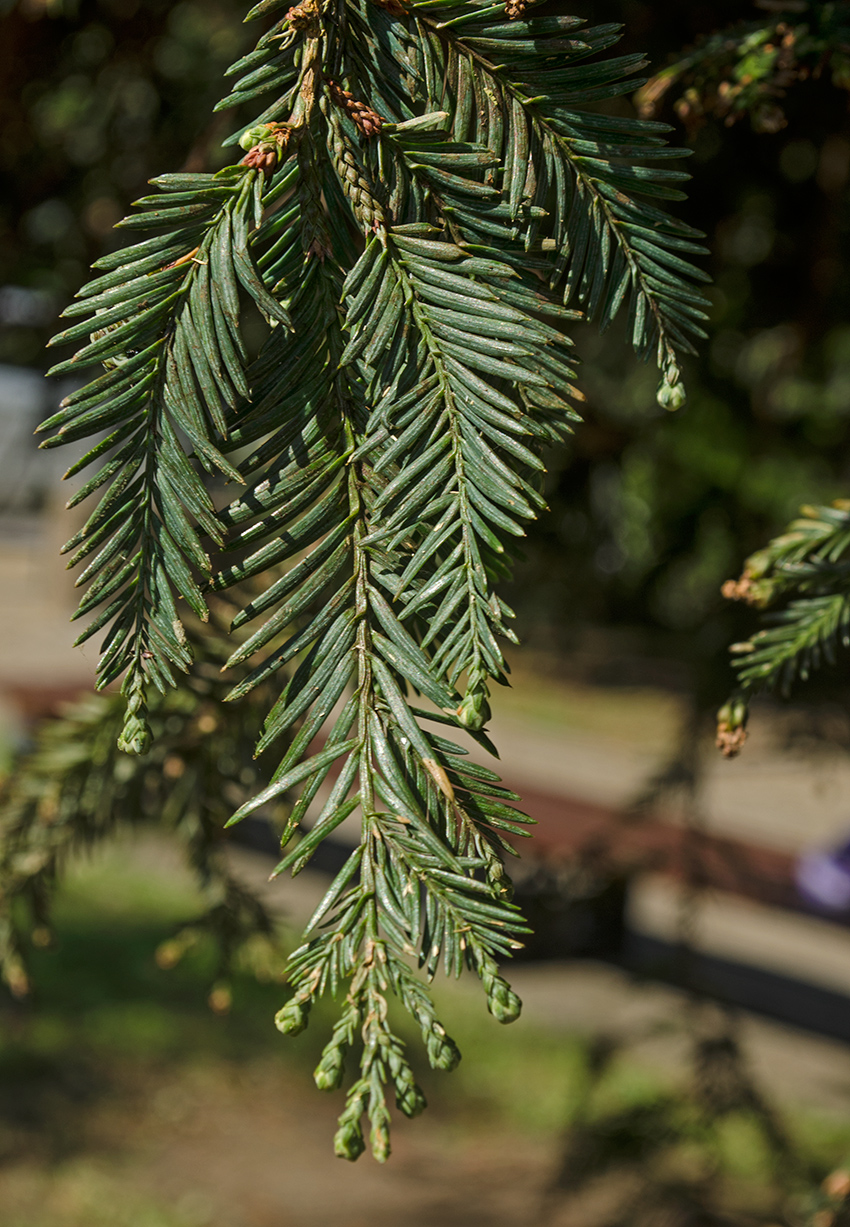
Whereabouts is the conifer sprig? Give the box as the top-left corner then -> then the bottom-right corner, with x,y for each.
723,502 -> 850,698
360,0 -> 710,400
37,0 -> 707,1158
0,617 -> 282,1004
43,164 -> 292,755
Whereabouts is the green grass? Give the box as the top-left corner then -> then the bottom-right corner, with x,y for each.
17,833 -> 284,1064
4,1163 -> 209,1227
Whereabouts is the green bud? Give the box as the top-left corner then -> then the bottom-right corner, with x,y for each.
117,713 -> 152,756
118,672 -> 152,755
426,1029 -> 461,1071
314,1067 -> 343,1092
656,379 -> 687,411
717,698 -> 748,731
334,1118 -> 365,1162
388,1053 -> 427,1118
370,1119 -> 391,1164
456,687 -> 491,730
487,976 -> 522,1024
314,1042 -> 346,1091
275,996 -> 311,1036
395,1079 -> 427,1118
239,124 -> 275,151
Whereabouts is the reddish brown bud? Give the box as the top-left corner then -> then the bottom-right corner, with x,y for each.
504,0 -> 528,17
720,569 -> 770,605
370,0 -> 407,14
721,574 -> 753,602
326,79 -> 383,138
240,123 -> 293,175
715,724 -> 747,759
241,147 -> 276,174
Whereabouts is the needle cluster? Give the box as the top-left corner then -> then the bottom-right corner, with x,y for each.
37,0 -> 707,1158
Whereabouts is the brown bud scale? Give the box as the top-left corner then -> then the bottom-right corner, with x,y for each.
241,125 -> 293,177
715,723 -> 747,759
326,79 -> 383,138
721,574 -> 753,602
285,0 -> 320,34
241,146 -> 279,175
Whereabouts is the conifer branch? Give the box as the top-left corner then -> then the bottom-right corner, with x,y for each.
355,0 -> 711,401
723,502 -> 850,697
0,617 -> 282,1003
718,502 -> 850,755
34,0 -> 709,1157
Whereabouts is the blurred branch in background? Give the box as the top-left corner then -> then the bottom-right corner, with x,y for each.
0,606 -> 287,1010
635,1 -> 850,136
536,1006 -> 803,1227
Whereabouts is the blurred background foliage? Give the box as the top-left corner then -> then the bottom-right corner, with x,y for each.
0,0 -> 251,364
2,0 -> 850,714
